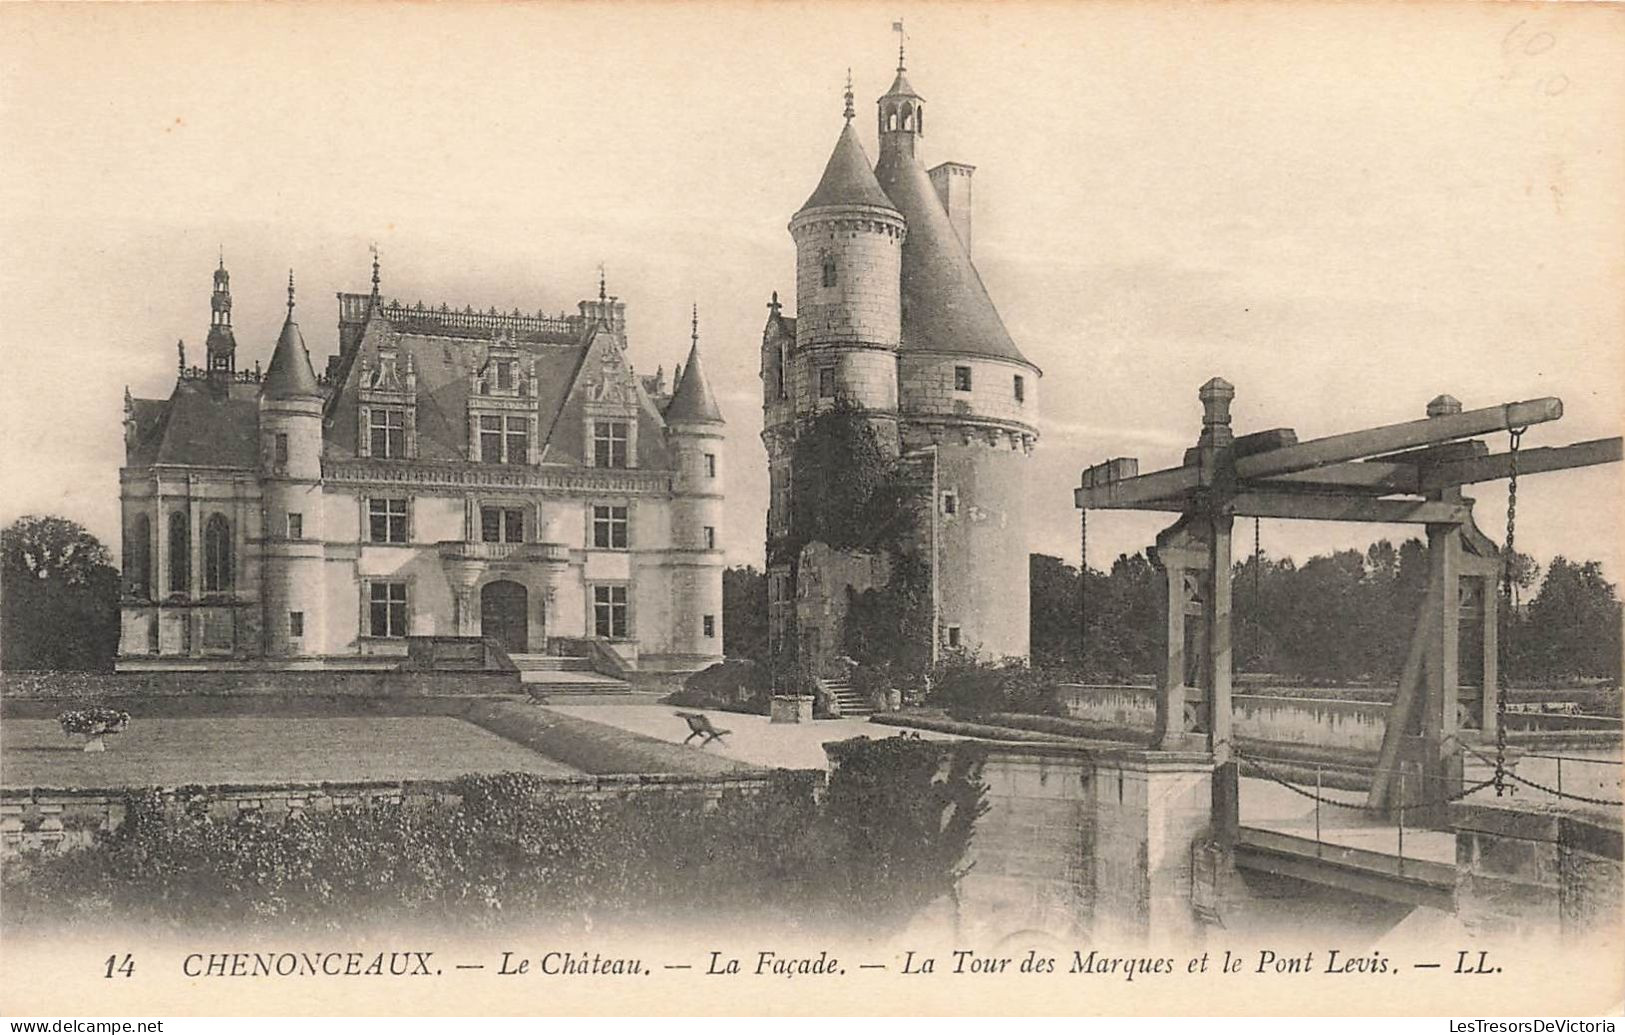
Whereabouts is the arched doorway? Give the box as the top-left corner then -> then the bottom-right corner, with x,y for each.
480,580 -> 528,653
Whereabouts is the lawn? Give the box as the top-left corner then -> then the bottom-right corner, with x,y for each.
1,717 -> 580,789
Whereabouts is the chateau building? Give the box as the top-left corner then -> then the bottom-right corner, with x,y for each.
761,51 -> 1041,669
118,257 -> 725,675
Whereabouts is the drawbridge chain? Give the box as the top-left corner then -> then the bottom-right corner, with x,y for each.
1237,750 -> 1499,813
1496,426 -> 1525,797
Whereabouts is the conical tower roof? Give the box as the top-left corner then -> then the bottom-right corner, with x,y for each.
798,121 -> 897,214
262,273 -> 322,399
665,312 -> 724,424
874,139 -> 1030,365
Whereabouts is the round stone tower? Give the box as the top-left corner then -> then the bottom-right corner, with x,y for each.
664,309 -> 727,666
258,273 -> 327,660
785,75 -> 907,451
873,52 -> 1042,663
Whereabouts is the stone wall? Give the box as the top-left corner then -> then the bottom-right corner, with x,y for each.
946,741 -> 1215,944
1452,802 -> 1623,940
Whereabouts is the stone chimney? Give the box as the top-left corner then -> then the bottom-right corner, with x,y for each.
928,161 -> 976,254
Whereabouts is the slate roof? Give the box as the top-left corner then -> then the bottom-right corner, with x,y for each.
873,141 -> 1031,366
262,314 -> 322,399
798,122 -> 897,214
126,380 -> 260,469
664,340 -> 723,424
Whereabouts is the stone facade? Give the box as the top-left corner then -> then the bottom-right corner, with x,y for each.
762,55 -> 1041,673
118,261 -> 725,676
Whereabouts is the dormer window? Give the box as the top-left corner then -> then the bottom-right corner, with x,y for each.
593,420 -> 629,468
496,361 -> 513,393
369,407 -> 404,458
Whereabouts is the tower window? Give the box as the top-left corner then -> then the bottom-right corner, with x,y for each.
593,420 -> 629,468
945,625 -> 962,649
703,614 -> 716,638
289,611 -> 304,639
369,408 -> 405,458
942,492 -> 957,516
703,526 -> 716,550
954,366 -> 972,392
818,367 -> 836,399
286,513 -> 303,540
480,506 -> 524,544
126,515 -> 151,599
274,433 -> 289,466
1014,375 -> 1025,403
370,498 -> 409,544
704,452 -> 717,478
822,254 -> 838,289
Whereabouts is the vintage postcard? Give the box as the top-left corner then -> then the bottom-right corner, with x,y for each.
0,0 -> 1621,1021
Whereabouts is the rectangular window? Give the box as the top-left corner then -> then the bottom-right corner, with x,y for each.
704,453 -> 717,478
593,420 -> 629,468
942,492 -> 957,515
480,506 -> 524,544
368,498 -> 408,544
288,611 -> 304,638
480,416 -> 503,463
592,504 -> 628,549
703,526 -> 716,550
496,361 -> 514,393
945,625 -> 962,649
286,513 -> 303,539
505,416 -> 528,464
369,581 -> 408,638
818,367 -> 835,399
593,585 -> 628,639
703,614 -> 716,638
1013,374 -> 1025,403
274,433 -> 289,466
954,366 -> 972,392
369,408 -> 405,458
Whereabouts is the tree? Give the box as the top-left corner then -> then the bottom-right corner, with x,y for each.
1516,557 -> 1622,682
722,565 -> 769,664
2,515 -> 120,671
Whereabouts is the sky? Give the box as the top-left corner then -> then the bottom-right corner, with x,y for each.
2,2 -> 1621,587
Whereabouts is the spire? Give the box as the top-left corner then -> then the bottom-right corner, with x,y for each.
665,308 -> 724,425
843,68 -> 855,123
370,245 -> 381,300
598,263 -> 607,303
263,270 -> 321,400
894,19 -> 906,72
206,252 -> 237,383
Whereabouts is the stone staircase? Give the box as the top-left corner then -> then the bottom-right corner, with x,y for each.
508,653 -> 629,692
823,676 -> 874,718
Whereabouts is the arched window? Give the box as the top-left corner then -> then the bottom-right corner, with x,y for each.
127,515 -> 151,599
822,254 -> 838,289
916,107 -> 923,133
901,104 -> 913,131
203,514 -> 232,592
168,512 -> 190,595
886,109 -> 898,131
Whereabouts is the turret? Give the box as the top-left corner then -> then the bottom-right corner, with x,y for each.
665,305 -> 726,663
205,253 -> 237,388
258,272 -> 327,657
787,73 -> 906,445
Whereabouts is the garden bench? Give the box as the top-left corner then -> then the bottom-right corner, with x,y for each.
676,711 -> 731,746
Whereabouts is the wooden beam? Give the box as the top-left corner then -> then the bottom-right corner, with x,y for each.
1229,493 -> 1468,524
1075,465 -> 1200,509
1419,437 -> 1623,492
1234,398 -> 1563,481
1247,460 -> 1419,496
